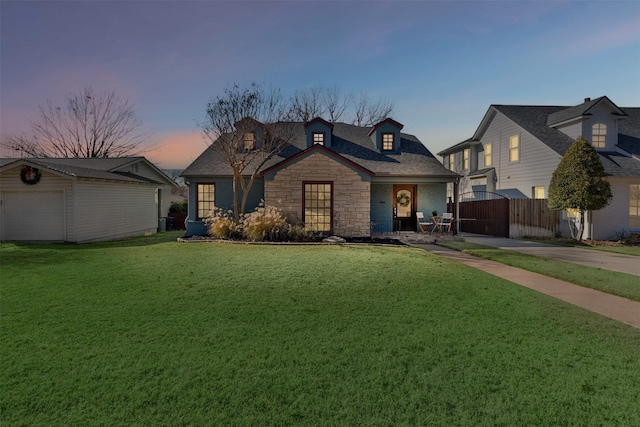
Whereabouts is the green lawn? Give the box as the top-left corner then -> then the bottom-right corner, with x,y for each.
2,233 -> 640,426
523,238 -> 640,256
440,241 -> 640,302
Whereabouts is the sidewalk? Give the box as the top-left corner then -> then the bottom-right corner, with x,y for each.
461,234 -> 640,276
414,243 -> 640,329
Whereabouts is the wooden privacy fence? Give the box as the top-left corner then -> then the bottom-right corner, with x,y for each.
509,199 -> 560,238
449,197 -> 560,238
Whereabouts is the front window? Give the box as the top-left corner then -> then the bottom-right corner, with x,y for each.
313,132 -> 325,145
484,143 -> 492,167
196,183 -> 215,219
509,135 -> 519,162
243,132 -> 255,150
592,123 -> 606,148
304,182 -> 332,232
463,148 -> 469,170
533,186 -> 545,199
630,184 -> 640,229
382,133 -> 395,151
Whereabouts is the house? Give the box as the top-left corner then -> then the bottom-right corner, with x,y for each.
0,157 -> 177,243
438,96 -> 640,240
181,118 -> 459,237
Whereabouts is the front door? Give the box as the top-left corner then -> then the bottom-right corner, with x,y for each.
393,184 -> 416,231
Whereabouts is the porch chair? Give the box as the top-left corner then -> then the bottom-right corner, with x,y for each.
416,212 -> 433,235
436,212 -> 454,235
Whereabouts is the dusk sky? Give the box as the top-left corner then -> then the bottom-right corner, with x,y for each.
1,1 -> 639,169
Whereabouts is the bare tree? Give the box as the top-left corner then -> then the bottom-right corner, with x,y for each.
323,84 -> 351,123
200,83 -> 295,219
289,85 -> 395,126
351,92 -> 395,127
3,86 -> 148,158
289,86 -> 326,122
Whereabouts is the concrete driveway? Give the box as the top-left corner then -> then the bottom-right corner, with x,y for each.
462,234 -> 640,276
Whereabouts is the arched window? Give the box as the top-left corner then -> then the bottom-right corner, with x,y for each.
592,123 -> 606,148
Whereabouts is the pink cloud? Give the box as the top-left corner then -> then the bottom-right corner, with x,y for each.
145,130 -> 207,170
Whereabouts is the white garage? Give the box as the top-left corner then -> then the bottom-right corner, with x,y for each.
3,191 -> 65,241
0,157 -> 177,243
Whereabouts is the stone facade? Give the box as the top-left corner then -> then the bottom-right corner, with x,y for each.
264,152 -> 371,236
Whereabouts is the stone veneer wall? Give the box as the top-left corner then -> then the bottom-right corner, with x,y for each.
264,152 -> 371,236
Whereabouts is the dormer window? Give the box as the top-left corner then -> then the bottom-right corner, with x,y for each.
592,123 -> 606,148
243,132 -> 255,151
304,117 -> 333,148
382,133 -> 395,151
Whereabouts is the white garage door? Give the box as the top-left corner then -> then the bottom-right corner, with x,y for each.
3,191 -> 65,241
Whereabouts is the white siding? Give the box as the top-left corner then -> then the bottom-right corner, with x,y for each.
75,181 -> 157,242
590,178 -> 640,240
481,111 -> 562,198
114,160 -> 172,215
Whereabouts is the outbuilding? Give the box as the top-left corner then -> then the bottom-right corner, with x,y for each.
0,157 -> 177,243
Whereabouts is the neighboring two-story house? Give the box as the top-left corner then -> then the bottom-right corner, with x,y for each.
438,96 -> 640,240
181,118 -> 459,237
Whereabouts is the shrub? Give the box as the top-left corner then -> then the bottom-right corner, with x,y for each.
169,202 -> 188,214
242,204 -> 288,242
205,208 -> 241,239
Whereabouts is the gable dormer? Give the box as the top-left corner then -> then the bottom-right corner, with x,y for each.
367,118 -> 404,154
547,96 -> 628,151
304,117 -> 334,148
234,117 -> 263,151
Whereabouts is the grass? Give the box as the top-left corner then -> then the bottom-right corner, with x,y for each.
523,238 -> 640,256
440,241 -> 640,302
2,233 -> 640,426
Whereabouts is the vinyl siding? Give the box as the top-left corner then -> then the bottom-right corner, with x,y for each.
483,111 -> 562,198
114,160 -> 173,215
75,181 -> 157,242
591,177 -> 640,240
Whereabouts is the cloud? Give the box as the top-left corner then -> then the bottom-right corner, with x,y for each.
145,130 -> 206,170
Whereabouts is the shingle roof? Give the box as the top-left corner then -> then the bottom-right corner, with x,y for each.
492,105 -> 575,155
182,122 -> 459,179
0,157 -> 172,185
546,96 -> 628,126
446,100 -> 640,178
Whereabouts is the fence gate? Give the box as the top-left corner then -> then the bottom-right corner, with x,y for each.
448,192 -> 509,238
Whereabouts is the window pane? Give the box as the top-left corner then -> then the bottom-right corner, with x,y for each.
304,183 -> 332,232
197,184 -> 215,219
509,135 -> 519,162
631,185 -> 640,228
382,133 -> 394,151
485,143 -> 492,167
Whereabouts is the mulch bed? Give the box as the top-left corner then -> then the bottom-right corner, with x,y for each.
178,235 -> 406,245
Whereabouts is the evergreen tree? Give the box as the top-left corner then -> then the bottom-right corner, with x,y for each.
548,137 -> 612,241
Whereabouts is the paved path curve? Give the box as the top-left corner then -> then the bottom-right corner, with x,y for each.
415,243 -> 640,329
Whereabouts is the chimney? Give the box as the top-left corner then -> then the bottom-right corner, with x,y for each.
584,97 -> 591,103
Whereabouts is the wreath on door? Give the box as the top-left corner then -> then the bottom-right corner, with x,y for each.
396,193 -> 411,207
20,165 -> 42,185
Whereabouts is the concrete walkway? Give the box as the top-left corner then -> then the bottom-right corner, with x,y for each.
462,234 -> 640,276
414,243 -> 640,329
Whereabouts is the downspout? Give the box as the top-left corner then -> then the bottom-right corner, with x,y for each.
184,179 -> 191,231
455,177 -> 461,235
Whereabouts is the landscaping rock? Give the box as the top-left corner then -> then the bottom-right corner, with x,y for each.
322,236 -> 346,244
